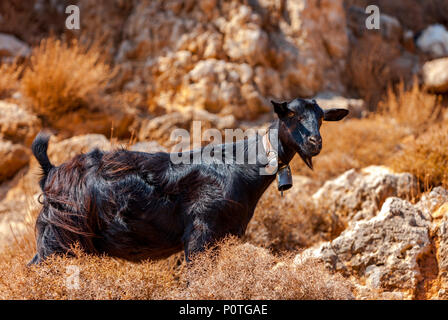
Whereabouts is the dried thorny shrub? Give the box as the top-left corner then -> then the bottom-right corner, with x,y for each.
0,245 -> 183,300
0,234 -> 354,300
181,237 -> 354,300
245,185 -> 345,253
0,61 -> 23,98
21,38 -> 113,120
378,79 -> 443,135
390,123 -> 448,190
0,199 -> 353,300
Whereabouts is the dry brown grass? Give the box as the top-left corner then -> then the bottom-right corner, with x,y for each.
182,237 -> 354,300
0,199 -> 354,300
245,186 -> 345,253
21,38 -> 113,120
378,79 -> 443,135
0,238 -> 354,300
390,123 -> 448,190
0,61 -> 23,99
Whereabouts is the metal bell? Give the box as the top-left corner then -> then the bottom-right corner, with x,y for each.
277,165 -> 292,193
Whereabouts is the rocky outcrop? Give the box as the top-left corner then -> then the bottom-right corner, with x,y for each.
0,33 -> 30,59
129,141 -> 167,153
0,140 -> 29,183
437,207 -> 448,278
422,58 -> 448,93
424,188 -> 448,298
312,166 -> 418,223
299,197 -> 432,297
116,0 -> 349,119
138,107 -> 236,148
47,134 -> 112,166
297,180 -> 448,299
314,93 -> 367,119
0,101 -> 41,146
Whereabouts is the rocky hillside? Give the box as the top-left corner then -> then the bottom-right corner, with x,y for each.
0,0 -> 448,300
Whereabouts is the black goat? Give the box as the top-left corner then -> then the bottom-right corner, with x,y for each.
28,98 -> 348,265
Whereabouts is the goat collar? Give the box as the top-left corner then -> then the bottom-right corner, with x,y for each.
262,130 -> 287,175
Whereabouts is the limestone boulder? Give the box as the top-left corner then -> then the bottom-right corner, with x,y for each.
299,197 -> 432,295
46,134 -> 112,166
116,0 -> 349,120
129,141 -> 167,153
422,58 -> 448,93
0,101 -> 41,146
312,166 -> 418,222
138,108 -> 236,148
0,140 -> 30,182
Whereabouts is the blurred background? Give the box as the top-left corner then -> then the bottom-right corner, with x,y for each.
1,0 -> 448,300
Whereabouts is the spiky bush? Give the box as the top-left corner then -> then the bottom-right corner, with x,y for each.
21,38 -> 113,119
390,124 -> 448,189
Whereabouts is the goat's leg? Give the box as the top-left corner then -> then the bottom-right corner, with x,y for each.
182,221 -> 221,262
182,199 -> 248,262
27,253 -> 41,266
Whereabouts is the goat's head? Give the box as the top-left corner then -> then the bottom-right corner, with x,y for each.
272,98 -> 348,169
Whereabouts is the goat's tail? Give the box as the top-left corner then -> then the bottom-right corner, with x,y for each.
32,132 -> 54,190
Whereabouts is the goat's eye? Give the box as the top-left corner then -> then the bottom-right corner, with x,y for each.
287,111 -> 295,118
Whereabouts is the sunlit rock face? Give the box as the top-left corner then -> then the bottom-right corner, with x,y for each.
110,0 -> 348,119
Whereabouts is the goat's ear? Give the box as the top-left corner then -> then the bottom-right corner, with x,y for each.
271,100 -> 288,117
323,108 -> 349,121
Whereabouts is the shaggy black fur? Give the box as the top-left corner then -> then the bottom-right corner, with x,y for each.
29,99 -> 348,264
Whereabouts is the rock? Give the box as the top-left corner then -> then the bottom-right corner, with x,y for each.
312,166 -> 419,222
138,108 -> 236,148
116,0 -> 349,119
0,207 -> 28,249
437,209 -> 448,277
422,58 -> 448,93
176,59 -> 271,118
0,33 -> 30,59
129,141 -> 167,153
417,24 -> 448,58
299,197 -> 432,294
284,175 -> 315,201
47,134 -> 112,166
1,134 -> 112,217
416,187 -> 448,218
314,92 -> 366,118
0,101 -> 41,146
0,140 -> 30,182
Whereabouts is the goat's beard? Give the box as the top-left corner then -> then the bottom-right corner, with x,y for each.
296,144 -> 321,170
297,149 -> 313,170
